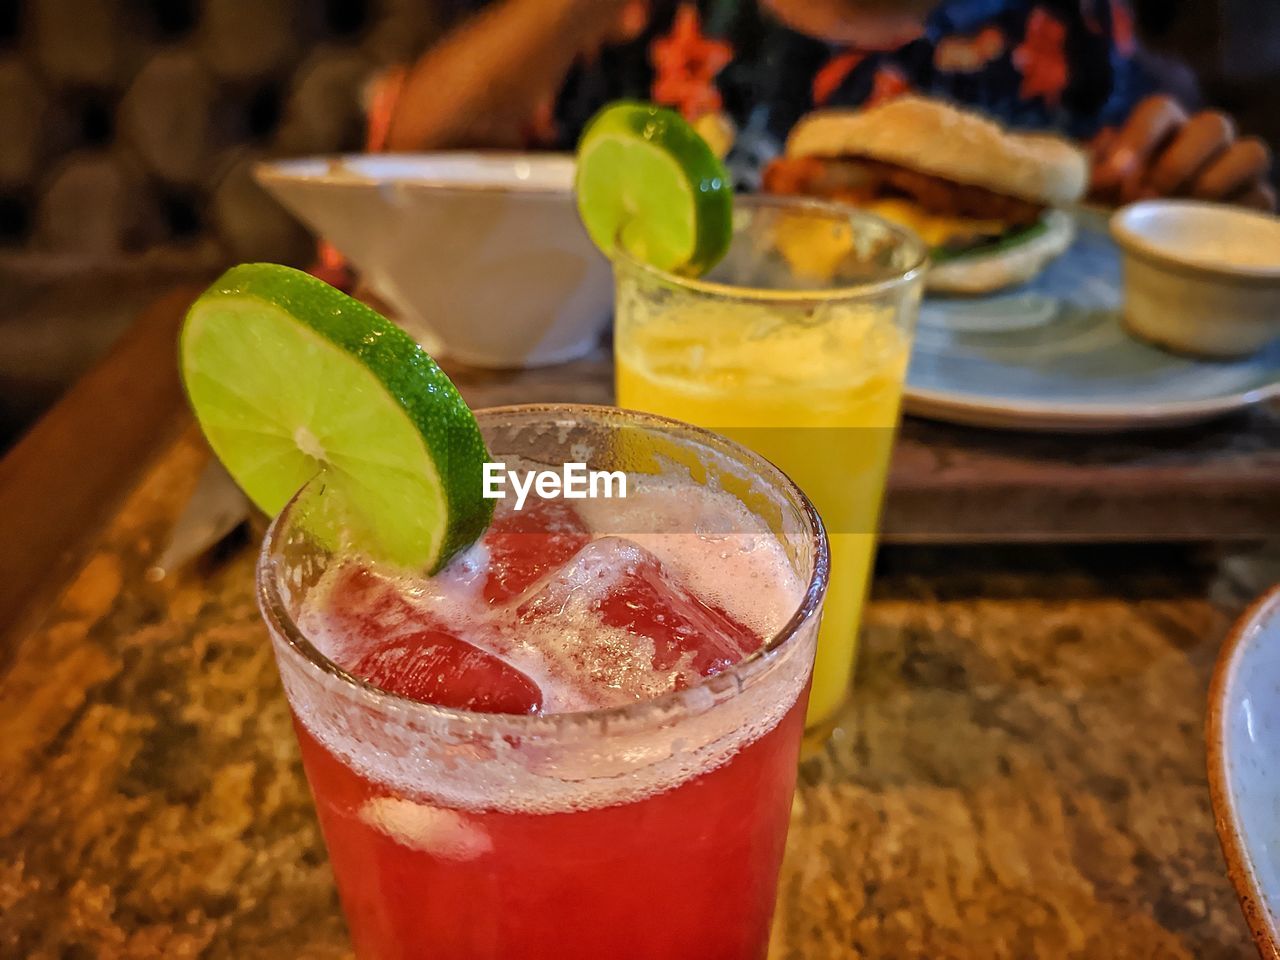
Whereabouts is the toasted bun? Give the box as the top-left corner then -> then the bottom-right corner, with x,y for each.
927,210 -> 1076,293
786,97 -> 1089,207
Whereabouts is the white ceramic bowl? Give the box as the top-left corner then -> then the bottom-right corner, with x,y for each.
1110,201 -> 1280,359
1208,584 -> 1280,959
255,154 -> 612,368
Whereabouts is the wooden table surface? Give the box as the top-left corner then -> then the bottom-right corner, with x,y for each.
1,286 -> 1276,958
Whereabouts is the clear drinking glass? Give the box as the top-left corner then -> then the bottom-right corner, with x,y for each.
613,195 -> 927,734
257,404 -> 829,960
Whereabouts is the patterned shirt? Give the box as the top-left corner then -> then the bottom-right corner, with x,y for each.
453,0 -> 1155,185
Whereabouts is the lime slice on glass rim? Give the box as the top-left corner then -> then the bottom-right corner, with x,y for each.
575,100 -> 733,276
180,263 -> 492,572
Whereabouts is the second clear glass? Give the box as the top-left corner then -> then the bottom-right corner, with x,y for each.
613,195 -> 927,734
258,404 -> 829,959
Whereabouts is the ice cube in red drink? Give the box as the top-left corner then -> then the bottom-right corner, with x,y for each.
595,542 -> 764,679
517,538 -> 763,688
481,498 -> 590,604
326,564 -> 542,714
348,624 -> 542,714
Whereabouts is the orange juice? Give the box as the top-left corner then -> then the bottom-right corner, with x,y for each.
612,196 -> 925,730
617,301 -> 909,728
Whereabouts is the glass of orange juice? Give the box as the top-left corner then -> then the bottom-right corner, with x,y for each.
613,195 -> 927,734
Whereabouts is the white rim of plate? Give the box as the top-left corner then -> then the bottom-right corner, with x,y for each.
904,379 -> 1280,431
1208,585 -> 1280,956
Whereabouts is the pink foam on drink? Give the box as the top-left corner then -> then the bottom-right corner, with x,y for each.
324,565 -> 421,641
313,490 -> 789,716
287,467 -> 813,821
517,538 -> 762,692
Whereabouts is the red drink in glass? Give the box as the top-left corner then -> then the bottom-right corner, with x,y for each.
259,406 -> 828,960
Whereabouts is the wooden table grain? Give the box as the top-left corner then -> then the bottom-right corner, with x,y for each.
0,287 -> 1274,958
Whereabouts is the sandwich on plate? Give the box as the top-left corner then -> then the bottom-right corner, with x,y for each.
764,96 -> 1090,293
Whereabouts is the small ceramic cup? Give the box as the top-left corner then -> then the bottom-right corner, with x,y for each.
1110,200 -> 1280,359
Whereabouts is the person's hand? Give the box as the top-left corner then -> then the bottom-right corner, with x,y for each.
384,0 -> 645,152
1089,95 -> 1275,211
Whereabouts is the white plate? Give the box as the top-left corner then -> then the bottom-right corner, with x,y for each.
1208,584 -> 1280,958
904,210 -> 1280,432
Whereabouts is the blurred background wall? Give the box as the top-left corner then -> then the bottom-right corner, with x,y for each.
0,0 -> 448,267
0,0 -> 455,448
